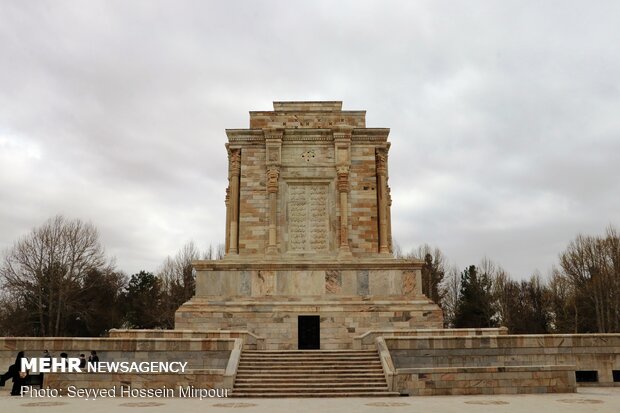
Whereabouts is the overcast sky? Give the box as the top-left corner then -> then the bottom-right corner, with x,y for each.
1,1 -> 619,279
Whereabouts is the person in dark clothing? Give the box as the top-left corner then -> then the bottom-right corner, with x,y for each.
40,349 -> 51,384
88,351 -> 99,366
79,354 -> 86,368
60,352 -> 69,367
0,351 -> 28,395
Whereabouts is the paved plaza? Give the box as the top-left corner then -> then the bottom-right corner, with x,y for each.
1,387 -> 619,412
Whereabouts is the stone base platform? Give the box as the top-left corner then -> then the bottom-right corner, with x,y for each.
175,297 -> 443,350
177,258 -> 444,350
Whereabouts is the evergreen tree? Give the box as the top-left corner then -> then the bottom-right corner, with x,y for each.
122,271 -> 163,328
453,265 -> 497,328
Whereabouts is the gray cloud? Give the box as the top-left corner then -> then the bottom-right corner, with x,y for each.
1,0 -> 619,278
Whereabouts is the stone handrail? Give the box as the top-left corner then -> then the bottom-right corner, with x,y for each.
223,338 -> 243,388
375,337 -> 396,391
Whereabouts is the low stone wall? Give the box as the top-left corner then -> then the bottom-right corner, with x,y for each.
0,337 -> 241,392
354,327 -> 508,349
385,334 -> 620,386
395,365 -> 576,396
108,329 -> 265,350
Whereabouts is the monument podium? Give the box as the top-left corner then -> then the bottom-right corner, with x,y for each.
175,101 -> 443,349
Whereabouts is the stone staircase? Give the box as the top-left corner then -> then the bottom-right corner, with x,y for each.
231,349 -> 399,397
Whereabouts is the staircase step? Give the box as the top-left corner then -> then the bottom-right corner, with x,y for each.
231,391 -> 400,398
241,356 -> 377,363
234,382 -> 388,388
236,376 -> 386,382
232,350 -> 394,398
237,369 -> 383,375
239,360 -> 381,368
237,371 -> 385,379
241,352 -> 378,356
232,386 -> 388,393
242,350 -> 377,354
241,356 -> 378,363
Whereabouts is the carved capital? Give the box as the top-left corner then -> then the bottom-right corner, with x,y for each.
266,165 -> 280,193
264,129 -> 284,142
265,129 -> 283,166
229,148 -> 241,177
333,125 -> 353,141
375,148 -> 388,175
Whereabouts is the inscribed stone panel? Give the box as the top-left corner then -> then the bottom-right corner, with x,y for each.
287,183 -> 329,253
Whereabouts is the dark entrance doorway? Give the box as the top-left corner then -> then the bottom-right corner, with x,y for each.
298,315 -> 320,349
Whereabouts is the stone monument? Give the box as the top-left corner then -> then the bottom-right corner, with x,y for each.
175,101 -> 443,349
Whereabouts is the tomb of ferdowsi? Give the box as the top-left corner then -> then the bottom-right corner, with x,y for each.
1,101 -> 619,397
174,100 -> 444,350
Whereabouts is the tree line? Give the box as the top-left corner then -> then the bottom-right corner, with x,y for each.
1,215 -> 618,336
405,225 -> 620,333
0,215 -> 222,336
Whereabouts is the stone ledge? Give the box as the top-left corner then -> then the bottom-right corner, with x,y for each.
397,365 -> 576,374
193,258 -> 424,271
179,298 -> 438,307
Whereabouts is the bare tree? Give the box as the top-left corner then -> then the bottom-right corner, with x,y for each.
157,241 -> 224,328
492,267 -> 513,328
441,265 -> 461,327
0,215 -> 113,336
407,244 -> 446,305
557,226 -> 620,333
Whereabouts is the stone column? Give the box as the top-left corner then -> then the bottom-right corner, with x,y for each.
387,184 -> 393,253
265,129 -> 282,255
337,166 -> 350,253
334,128 -> 352,255
224,186 -> 230,253
228,148 -> 241,255
376,147 -> 390,254
385,142 -> 393,253
266,165 -> 280,254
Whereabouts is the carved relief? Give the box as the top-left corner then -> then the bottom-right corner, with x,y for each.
325,270 -> 342,294
301,150 -> 316,162
403,271 -> 416,296
288,185 -> 307,251
287,183 -> 329,252
308,185 -> 328,251
266,166 -> 280,193
336,165 -> 350,193
375,148 -> 387,175
229,148 -> 241,176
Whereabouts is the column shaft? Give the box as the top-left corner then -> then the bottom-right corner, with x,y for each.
228,149 -> 241,254
266,165 -> 279,254
376,148 -> 390,254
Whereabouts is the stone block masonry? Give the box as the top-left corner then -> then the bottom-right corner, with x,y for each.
176,101 -> 444,349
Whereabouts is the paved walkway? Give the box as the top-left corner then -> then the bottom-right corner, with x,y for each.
1,387 -> 619,412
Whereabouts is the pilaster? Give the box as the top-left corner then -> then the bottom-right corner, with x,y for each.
334,127 -> 352,256
265,129 -> 283,254
376,147 -> 390,254
227,147 -> 241,255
